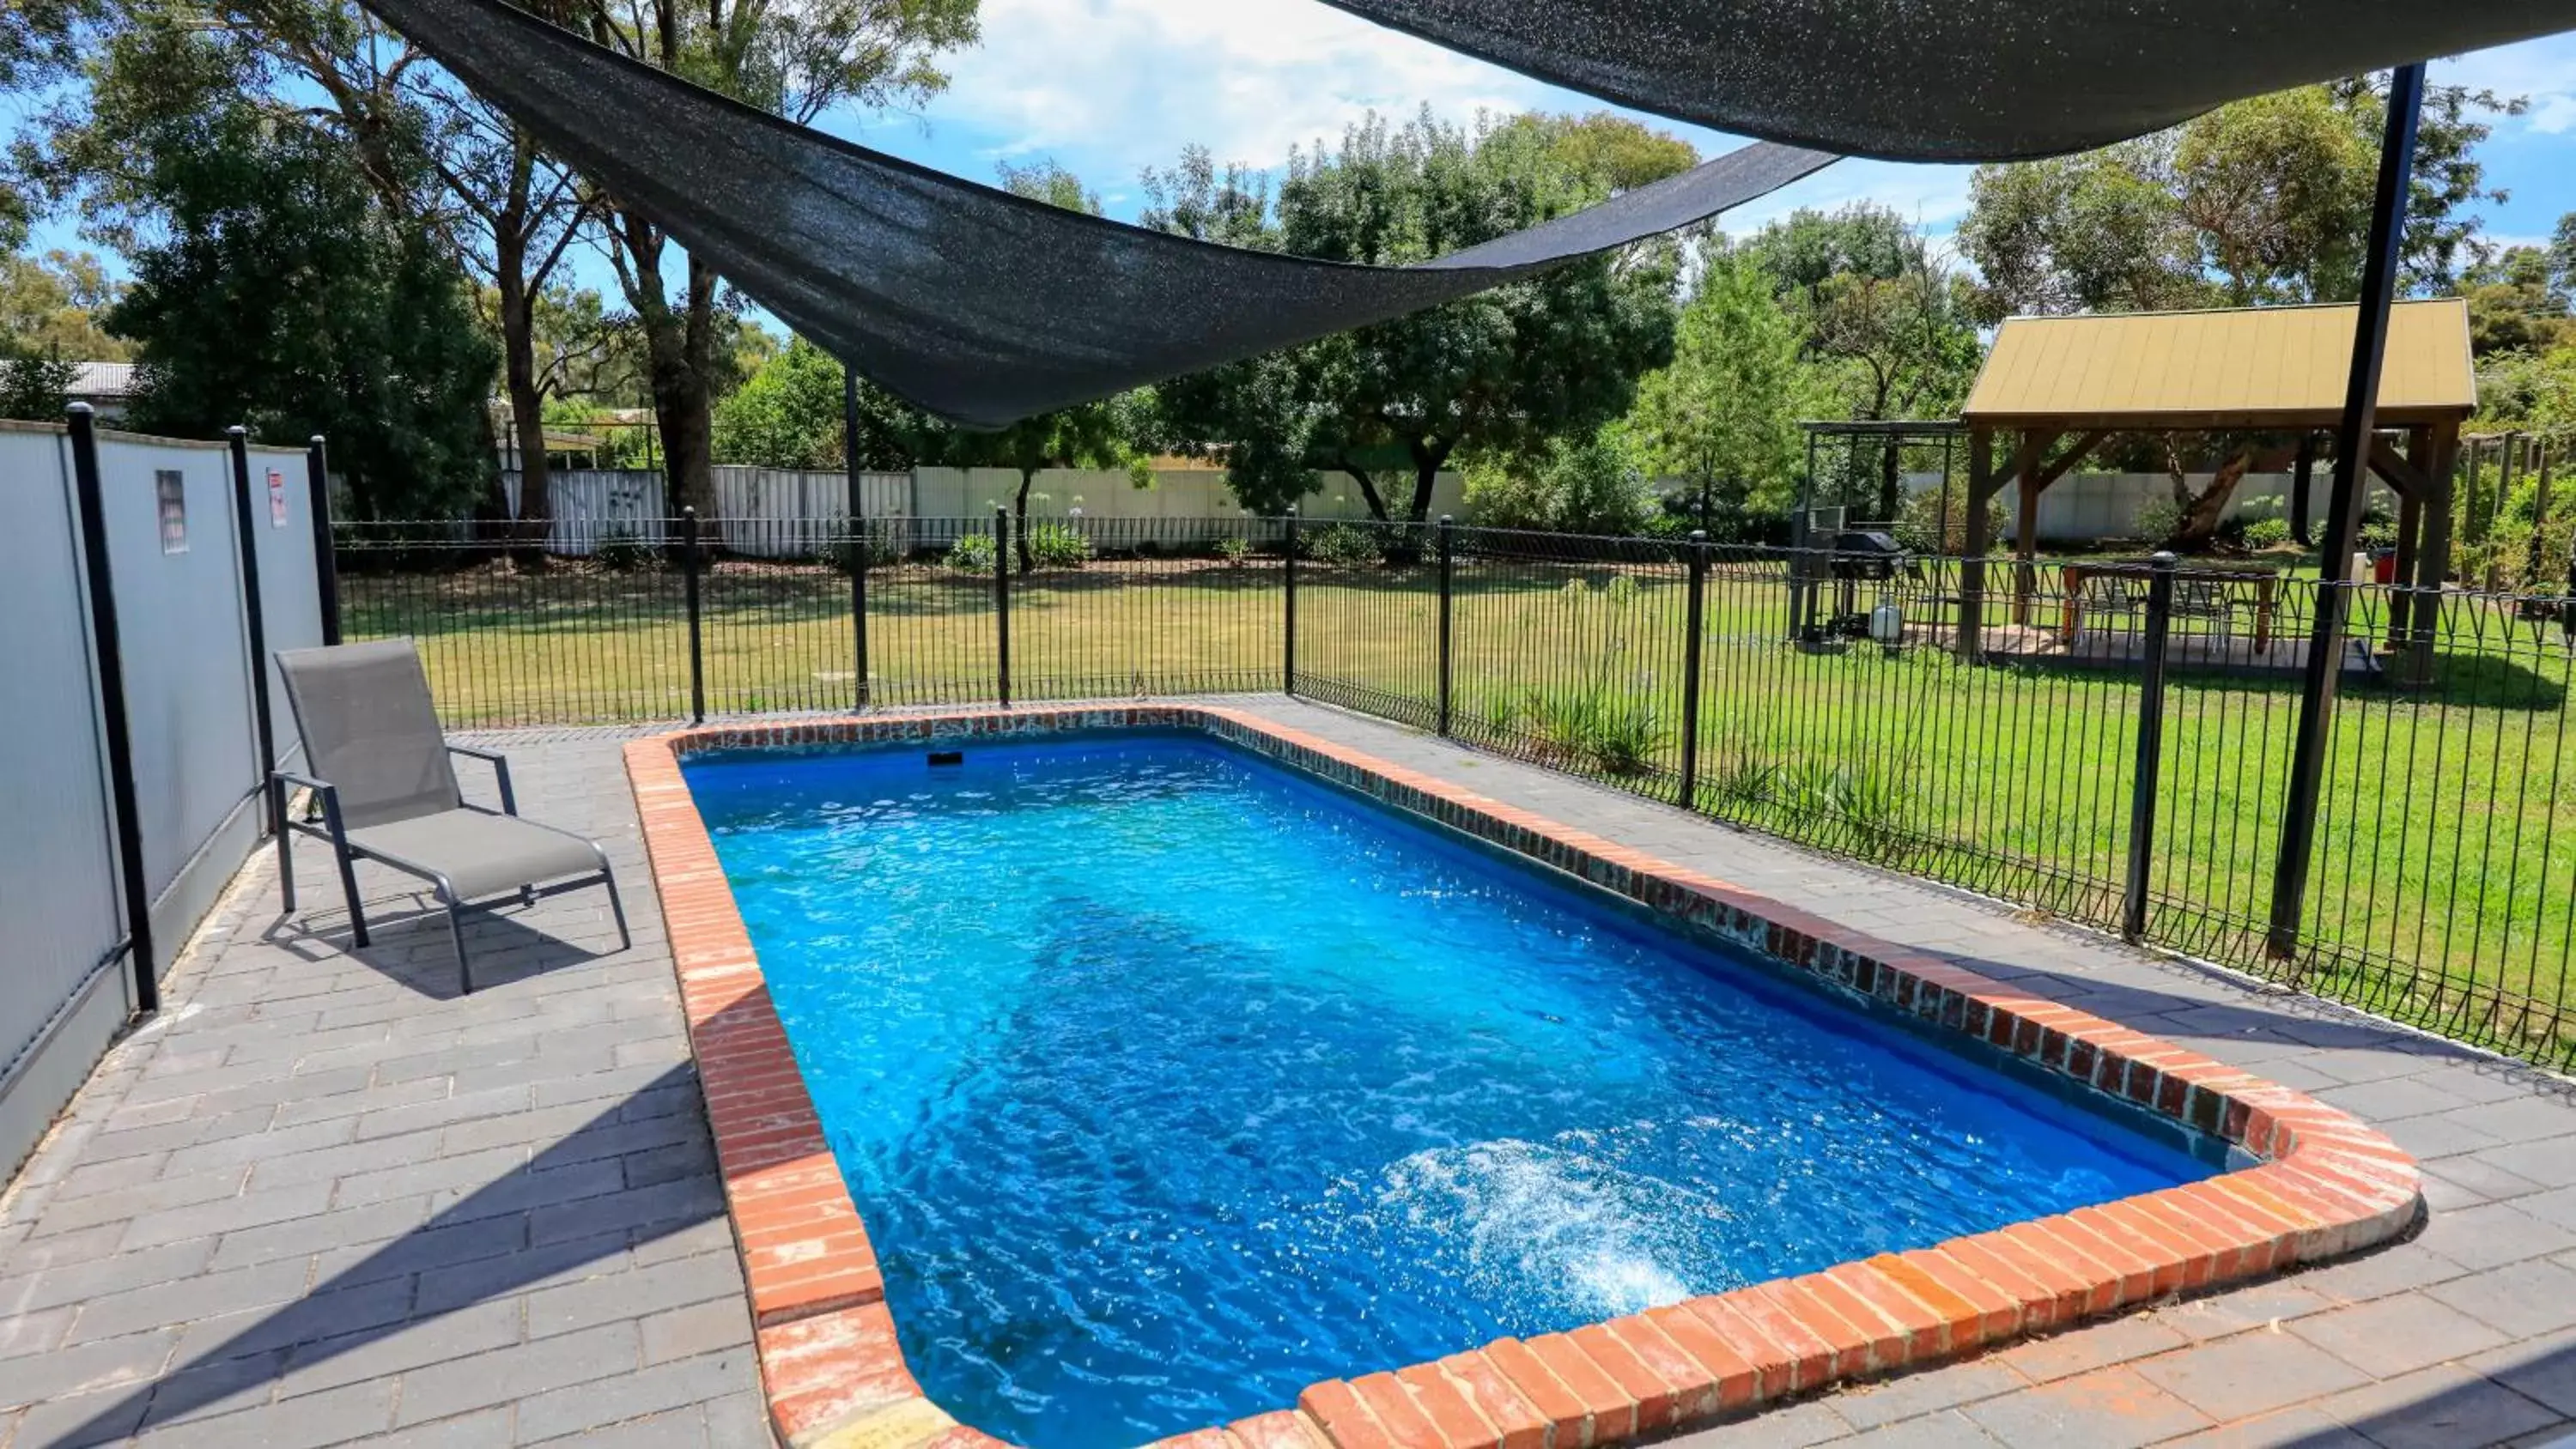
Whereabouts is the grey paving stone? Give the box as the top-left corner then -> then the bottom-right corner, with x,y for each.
425,1159 -> 628,1226
391,1321 -> 641,1426
508,1346 -> 755,1442
0,1238 -> 222,1314
0,1326 -> 177,1409
331,1145 -> 538,1209
2428,1261 -> 2576,1340
526,1253 -> 737,1345
2472,1140 -> 2576,1191
2313,1363 -> 2563,1449
1990,1316 -> 2192,1385
205,1197 -> 437,1272
1835,1409 -> 2008,1448
117,1179 -> 336,1252
2292,1294 -> 2515,1379
2414,1202 -> 2576,1273
2467,1333 -> 2576,1417
36,1164 -> 253,1234
530,1404 -> 709,1447
411,1230 -> 629,1319
248,1128 -> 453,1191
1961,1365 -> 2215,1449
1663,1399 -> 1856,1448
2157,1405 -> 2373,1447
349,1407 -> 518,1449
527,1173 -> 720,1246
1826,1361 -> 2029,1430
134,1376 -> 397,1448
0,1303 -> 72,1361
171,1272 -> 421,1364
2130,1331 -> 2374,1422
8,1380 -> 154,1448
640,1295 -> 753,1367
357,1087 -> 541,1143
64,1258 -> 313,1345
277,1300 -> 526,1400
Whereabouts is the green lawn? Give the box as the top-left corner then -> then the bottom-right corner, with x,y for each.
343,550 -> 2576,1064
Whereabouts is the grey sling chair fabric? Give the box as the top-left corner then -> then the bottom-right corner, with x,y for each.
1315,1 -> 2576,161
349,0 -> 1836,429
270,640 -> 632,994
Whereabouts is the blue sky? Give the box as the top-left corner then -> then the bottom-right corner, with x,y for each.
17,1 -> 2576,305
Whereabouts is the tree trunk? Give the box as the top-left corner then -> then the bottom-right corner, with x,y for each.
1341,464 -> 1392,522
2166,449 -> 2257,548
496,259 -> 554,555
1879,440 -> 1901,524
1405,442 -> 1447,525
1013,469 -> 1036,573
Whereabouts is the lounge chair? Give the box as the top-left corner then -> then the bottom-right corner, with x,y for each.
270,640 -> 631,992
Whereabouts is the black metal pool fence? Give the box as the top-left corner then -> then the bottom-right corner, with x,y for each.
337,510 -> 2576,1068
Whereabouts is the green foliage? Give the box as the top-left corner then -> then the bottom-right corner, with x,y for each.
592,528 -> 659,573
88,26 -> 494,518
2136,497 -> 2184,545
1629,252 -> 1812,524
945,530 -> 996,574
996,158 -> 1102,215
0,343 -> 80,420
1959,78 -> 2517,319
2243,517 -> 2293,549
1149,109 -> 1688,522
1464,427 -> 1656,535
1492,574 -> 1665,777
713,337 -> 918,470
1024,521 -> 1091,571
1307,523 -> 1385,568
1,249 -> 125,360
1213,535 -> 1253,565
1894,484 -> 2005,556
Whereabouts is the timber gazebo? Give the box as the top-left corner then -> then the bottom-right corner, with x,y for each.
1953,298 -> 2478,663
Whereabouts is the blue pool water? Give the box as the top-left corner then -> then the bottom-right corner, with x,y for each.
685,735 -> 2209,1447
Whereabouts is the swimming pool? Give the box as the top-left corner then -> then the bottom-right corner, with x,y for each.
683,731 -> 2222,1447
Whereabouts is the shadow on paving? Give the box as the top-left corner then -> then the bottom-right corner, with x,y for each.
35,946 -> 763,1446
264,882 -> 629,1003
2254,1337 -> 2576,1446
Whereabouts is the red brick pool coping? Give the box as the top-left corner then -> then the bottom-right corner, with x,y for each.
623,706 -> 2423,1449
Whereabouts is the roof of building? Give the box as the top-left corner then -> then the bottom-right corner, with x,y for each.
67,361 -> 138,399
1962,298 -> 2476,430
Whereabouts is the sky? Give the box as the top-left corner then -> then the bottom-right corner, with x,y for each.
15,0 -> 2576,304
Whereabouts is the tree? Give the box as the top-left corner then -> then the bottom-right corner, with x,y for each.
1152,109 -> 1692,525
0,349 -> 81,421
0,0 -> 101,246
1628,253 -> 1814,533
714,335 -> 916,470
573,0 -> 980,517
1462,424 -> 1656,535
0,249 -> 126,359
2464,246 -> 2575,358
100,57 -> 495,518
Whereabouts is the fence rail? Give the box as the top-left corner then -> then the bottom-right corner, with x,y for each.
337,512 -> 2576,1069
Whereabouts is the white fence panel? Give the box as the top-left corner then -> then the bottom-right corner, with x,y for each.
0,424 -> 126,1180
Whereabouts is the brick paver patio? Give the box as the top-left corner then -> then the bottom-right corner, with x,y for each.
3,696 -> 2573,1447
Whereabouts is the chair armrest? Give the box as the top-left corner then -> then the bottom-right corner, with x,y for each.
270,770 -> 354,852
445,744 -> 519,815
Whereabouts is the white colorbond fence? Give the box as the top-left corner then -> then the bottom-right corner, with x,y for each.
498,465 -> 1468,554
0,420 -> 322,1182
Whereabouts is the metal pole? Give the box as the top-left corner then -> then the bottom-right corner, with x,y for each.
843,367 -> 870,709
1680,530 -> 1709,809
682,506 -> 705,724
2291,433 -> 2318,548
1436,514 -> 1455,736
226,427 -> 277,836
306,435 -> 341,645
993,506 -> 1012,708
2268,61 -> 2426,960
68,404 -> 158,1016
1282,506 -> 1299,696
2123,553 -> 2178,942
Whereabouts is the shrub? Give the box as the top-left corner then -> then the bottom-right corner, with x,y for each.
1213,535 -> 1252,565
2242,517 -> 2293,549
815,525 -> 904,575
1517,685 -> 1667,778
2135,497 -> 2184,545
1893,486 -> 2005,555
1463,429 -> 1656,536
946,530 -> 996,573
1309,523 -> 1384,567
593,527 -> 659,573
1025,521 -> 1092,570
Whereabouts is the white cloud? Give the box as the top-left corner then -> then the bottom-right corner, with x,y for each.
2437,36 -> 2576,134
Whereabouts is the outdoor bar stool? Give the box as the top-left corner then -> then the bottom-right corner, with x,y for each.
270,640 -> 631,993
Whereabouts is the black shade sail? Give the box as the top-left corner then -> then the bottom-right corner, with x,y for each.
1316,0 -> 2576,161
356,0 -> 1833,427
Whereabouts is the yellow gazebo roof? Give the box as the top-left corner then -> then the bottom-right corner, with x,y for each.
1963,298 -> 2476,432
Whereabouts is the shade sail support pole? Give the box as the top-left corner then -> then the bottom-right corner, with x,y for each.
2267,61 -> 2425,961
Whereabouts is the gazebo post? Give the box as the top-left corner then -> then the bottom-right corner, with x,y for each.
1959,427 -> 1996,658
2267,60 -> 2426,961
2403,418 -> 2461,684
2010,430 -> 2046,626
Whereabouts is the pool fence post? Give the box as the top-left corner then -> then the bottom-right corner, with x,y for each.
1436,514 -> 1455,737
67,403 -> 158,1016
994,505 -> 1012,708
1680,530 -> 1709,809
682,506 -> 706,724
226,426 -> 277,839
2269,60 -> 2424,961
2123,552 -> 2178,943
1282,506 -> 1298,697
306,435 -> 340,645
843,367 -> 870,710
